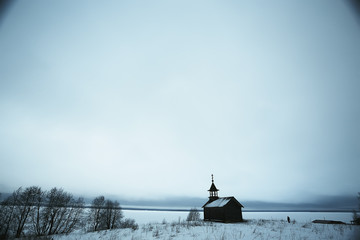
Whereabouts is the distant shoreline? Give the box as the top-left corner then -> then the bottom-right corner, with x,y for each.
121,207 -> 355,213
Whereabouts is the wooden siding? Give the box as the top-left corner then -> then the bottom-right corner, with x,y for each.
203,197 -> 243,222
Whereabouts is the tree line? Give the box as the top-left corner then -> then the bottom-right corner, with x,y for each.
0,186 -> 135,239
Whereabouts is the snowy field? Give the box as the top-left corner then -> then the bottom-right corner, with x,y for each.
47,210 -> 359,240
52,219 -> 360,240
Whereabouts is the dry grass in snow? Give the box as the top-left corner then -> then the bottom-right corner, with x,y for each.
49,219 -> 359,240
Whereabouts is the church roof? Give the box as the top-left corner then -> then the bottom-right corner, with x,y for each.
203,197 -> 244,208
208,182 -> 219,192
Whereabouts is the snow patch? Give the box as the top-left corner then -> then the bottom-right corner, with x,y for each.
205,197 -> 231,207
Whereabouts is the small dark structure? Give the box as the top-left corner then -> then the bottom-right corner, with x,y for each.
202,175 -> 244,222
312,220 -> 346,225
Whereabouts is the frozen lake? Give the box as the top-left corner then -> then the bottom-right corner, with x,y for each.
123,209 -> 353,224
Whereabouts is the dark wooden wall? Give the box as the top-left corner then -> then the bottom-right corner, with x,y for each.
204,207 -> 224,221
204,200 -> 243,222
223,200 -> 243,222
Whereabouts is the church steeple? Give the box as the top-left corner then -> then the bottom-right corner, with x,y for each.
208,174 -> 219,202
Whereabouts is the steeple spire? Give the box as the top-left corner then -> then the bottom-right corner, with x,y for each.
208,174 -> 219,202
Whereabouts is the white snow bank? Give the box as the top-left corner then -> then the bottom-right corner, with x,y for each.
51,219 -> 360,240
205,198 -> 231,207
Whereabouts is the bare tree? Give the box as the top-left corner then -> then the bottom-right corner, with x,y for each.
88,196 -> 105,231
104,200 -> 114,230
0,187 -> 41,238
58,197 -> 85,234
110,201 -> 123,229
88,197 -> 123,231
29,187 -> 46,236
1,187 -> 85,238
32,187 -> 84,236
186,208 -> 200,222
105,200 -> 123,229
40,188 -> 71,235
120,218 -> 138,230
13,186 -> 42,238
0,190 -> 19,239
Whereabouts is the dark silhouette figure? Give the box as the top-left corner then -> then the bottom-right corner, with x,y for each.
287,216 -> 290,223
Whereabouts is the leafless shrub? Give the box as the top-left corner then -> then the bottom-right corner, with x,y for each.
34,187 -> 84,236
1,186 -> 84,239
186,208 -> 200,222
0,186 -> 43,238
88,196 -> 105,231
88,196 -> 123,232
0,193 -> 17,239
256,219 -> 266,226
152,227 -> 160,237
121,218 -> 138,230
302,222 -> 311,228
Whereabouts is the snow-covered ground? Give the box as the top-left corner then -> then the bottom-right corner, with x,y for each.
52,219 -> 360,240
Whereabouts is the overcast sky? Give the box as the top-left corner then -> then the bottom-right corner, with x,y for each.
0,0 -> 359,203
